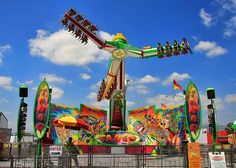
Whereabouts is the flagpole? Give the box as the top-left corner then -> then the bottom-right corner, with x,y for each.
172,79 -> 176,105
173,79 -> 185,105
172,89 -> 176,105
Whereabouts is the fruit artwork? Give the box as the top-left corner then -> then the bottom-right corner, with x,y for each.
33,80 -> 51,139
95,131 -> 140,145
185,81 -> 202,141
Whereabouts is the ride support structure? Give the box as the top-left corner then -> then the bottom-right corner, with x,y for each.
61,8 -> 192,131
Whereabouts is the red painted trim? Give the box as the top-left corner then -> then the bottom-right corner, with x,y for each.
141,49 -> 144,59
115,76 -> 117,89
99,41 -> 107,49
107,73 -> 116,78
98,41 -> 114,49
120,62 -> 123,90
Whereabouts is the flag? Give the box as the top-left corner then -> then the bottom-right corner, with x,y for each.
173,79 -> 183,91
161,103 -> 167,109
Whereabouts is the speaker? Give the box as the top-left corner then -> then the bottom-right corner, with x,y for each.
19,87 -> 28,97
207,88 -> 215,99
207,104 -> 213,109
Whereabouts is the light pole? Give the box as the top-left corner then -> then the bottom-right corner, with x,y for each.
206,88 -> 217,152
17,86 -> 28,156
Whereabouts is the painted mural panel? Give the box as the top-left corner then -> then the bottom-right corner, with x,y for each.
76,104 -> 107,145
160,105 -> 185,146
128,105 -> 185,146
50,104 -> 80,144
128,105 -> 158,145
94,131 -> 140,145
185,81 -> 202,141
33,80 -> 51,140
49,104 -> 107,145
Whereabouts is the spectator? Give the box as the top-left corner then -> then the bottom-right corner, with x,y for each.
65,137 -> 82,167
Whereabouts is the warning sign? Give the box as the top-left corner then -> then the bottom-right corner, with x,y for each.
208,152 -> 227,168
49,145 -> 63,156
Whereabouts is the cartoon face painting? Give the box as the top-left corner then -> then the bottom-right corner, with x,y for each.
133,120 -> 147,137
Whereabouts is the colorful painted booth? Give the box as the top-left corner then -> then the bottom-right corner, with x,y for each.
33,80 -> 202,150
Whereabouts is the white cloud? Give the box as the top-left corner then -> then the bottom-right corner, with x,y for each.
199,93 -> 209,111
90,81 -> 101,90
128,83 -> 149,95
199,8 -> 213,27
136,75 -> 160,84
17,80 -> 33,86
0,98 -> 9,103
0,44 -> 11,65
29,29 -> 112,66
51,86 -> 64,99
92,100 -> 109,110
0,76 -> 13,90
87,92 -> 97,100
199,92 -> 225,124
214,1 -> 236,37
126,100 -> 136,107
219,0 -> 236,13
224,15 -> 236,37
38,74 -> 69,99
162,72 -> 191,86
192,36 -> 198,41
80,73 -> 91,80
31,86 -> 38,91
200,93 -> 225,111
98,31 -> 114,41
126,74 -> 160,95
39,73 -> 72,84
146,93 -> 185,107
194,41 -> 227,57
134,85 -> 149,94
86,91 -> 109,110
225,93 -> 236,103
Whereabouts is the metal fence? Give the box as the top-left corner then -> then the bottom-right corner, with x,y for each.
10,154 -> 186,168
2,143 -> 236,168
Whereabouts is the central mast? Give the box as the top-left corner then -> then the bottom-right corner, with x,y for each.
109,60 -> 126,131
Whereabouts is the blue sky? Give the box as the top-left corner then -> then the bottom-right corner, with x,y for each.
0,0 -> 236,133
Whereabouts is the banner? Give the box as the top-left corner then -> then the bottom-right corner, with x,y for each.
188,142 -> 201,168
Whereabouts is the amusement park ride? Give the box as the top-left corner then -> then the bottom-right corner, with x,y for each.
32,8 -> 202,156
60,8 -> 192,131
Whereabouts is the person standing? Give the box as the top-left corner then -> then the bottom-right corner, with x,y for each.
65,137 -> 82,167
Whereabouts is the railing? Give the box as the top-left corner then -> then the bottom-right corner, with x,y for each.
1,143 -> 236,167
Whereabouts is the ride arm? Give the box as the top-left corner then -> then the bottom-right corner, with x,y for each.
126,39 -> 192,59
97,58 -> 122,102
61,8 -> 116,52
